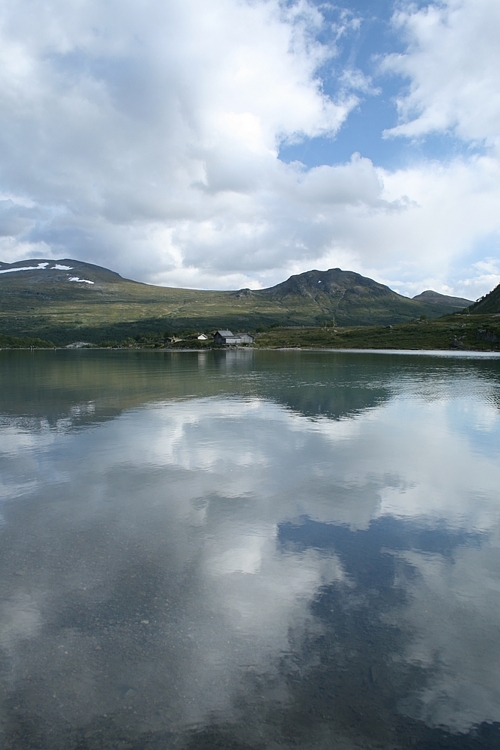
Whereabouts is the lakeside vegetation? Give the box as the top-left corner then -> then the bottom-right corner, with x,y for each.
2,314 -> 499,352
0,333 -> 55,349
253,314 -> 500,351
88,313 -> 500,353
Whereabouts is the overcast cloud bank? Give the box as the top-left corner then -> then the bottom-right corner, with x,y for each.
0,0 -> 499,298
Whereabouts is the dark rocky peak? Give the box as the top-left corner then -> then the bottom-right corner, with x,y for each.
231,288 -> 254,298
261,268 -> 397,299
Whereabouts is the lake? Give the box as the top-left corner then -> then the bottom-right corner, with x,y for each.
1,349 -> 500,750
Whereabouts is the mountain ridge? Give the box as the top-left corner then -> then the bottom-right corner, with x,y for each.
0,258 -> 475,344
0,257 -> 474,303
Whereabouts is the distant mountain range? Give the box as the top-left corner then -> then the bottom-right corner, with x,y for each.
259,267 -> 472,319
0,258 -> 477,344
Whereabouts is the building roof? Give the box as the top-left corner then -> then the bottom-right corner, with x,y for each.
215,330 -> 234,337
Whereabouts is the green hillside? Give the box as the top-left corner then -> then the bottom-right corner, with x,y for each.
0,259 -> 473,345
253,314 -> 500,351
470,283 -> 500,314
256,268 -> 472,326
411,289 -> 474,314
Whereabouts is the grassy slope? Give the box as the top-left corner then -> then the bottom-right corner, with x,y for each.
470,283 -> 500,314
0,260 -> 472,344
0,261 -> 328,342
253,315 -> 500,351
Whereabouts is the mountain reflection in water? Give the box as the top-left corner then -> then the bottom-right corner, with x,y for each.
0,349 -> 500,750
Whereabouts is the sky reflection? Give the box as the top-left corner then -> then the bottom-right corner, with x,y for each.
0,350 -> 499,749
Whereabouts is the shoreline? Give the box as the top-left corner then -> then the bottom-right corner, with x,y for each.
2,345 -> 500,357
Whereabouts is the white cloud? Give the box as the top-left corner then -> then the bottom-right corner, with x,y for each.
382,0 -> 500,149
0,0 -> 499,297
373,0 -> 500,297
0,0 -> 367,283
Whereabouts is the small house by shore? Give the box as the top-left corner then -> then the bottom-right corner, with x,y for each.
213,330 -> 254,345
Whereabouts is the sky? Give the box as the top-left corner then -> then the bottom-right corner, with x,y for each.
0,0 -> 499,298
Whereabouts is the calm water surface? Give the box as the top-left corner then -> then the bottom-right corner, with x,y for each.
1,349 -> 500,750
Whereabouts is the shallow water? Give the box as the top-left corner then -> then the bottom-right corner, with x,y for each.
1,349 -> 500,749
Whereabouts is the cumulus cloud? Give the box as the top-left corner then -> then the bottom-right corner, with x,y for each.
0,0 -> 499,296
0,1 -> 352,282
382,0 -> 500,149
374,0 -> 500,297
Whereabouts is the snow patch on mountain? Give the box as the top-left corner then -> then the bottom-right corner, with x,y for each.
0,262 -> 49,274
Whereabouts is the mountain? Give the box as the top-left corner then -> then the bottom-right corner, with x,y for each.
0,258 -> 138,295
469,283 -> 500,314
253,268 -> 472,326
263,268 -> 396,302
412,290 -> 473,310
0,259 -> 473,344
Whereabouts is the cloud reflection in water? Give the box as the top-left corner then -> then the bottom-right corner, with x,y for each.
0,350 -> 499,748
